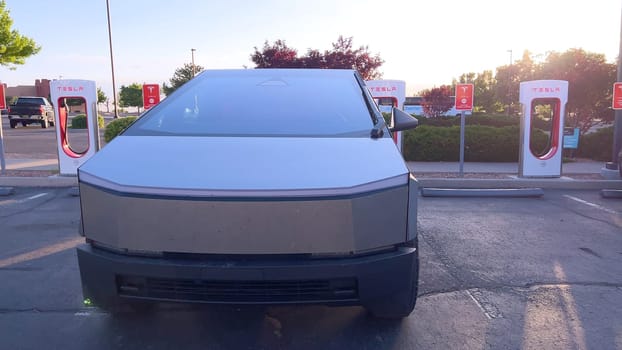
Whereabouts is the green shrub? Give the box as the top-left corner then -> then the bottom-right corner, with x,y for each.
400,113 -> 605,162
70,114 -> 105,129
576,127 -> 613,161
70,115 -> 87,129
402,125 -> 460,161
412,113 -> 554,130
402,125 -> 549,162
468,114 -> 520,128
104,116 -> 137,142
381,112 -> 392,125
413,115 -> 459,127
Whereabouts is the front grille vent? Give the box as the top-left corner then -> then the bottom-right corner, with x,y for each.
117,275 -> 358,303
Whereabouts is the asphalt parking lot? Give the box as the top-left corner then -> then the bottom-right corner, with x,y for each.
1,187 -> 621,349
1,115 -> 108,158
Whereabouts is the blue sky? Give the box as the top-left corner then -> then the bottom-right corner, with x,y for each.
1,0 -> 621,98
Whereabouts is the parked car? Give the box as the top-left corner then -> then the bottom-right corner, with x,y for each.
76,69 -> 420,318
7,96 -> 55,128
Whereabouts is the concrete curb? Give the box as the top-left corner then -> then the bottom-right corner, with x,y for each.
0,176 -> 78,187
417,178 -> 622,190
421,187 -> 544,198
601,189 -> 622,198
1,176 -> 621,190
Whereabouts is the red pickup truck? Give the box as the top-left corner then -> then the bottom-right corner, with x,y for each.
7,96 -> 55,128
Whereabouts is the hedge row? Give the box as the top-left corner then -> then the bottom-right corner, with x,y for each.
70,114 -> 105,129
104,116 -> 137,142
575,127 -> 613,161
402,125 -> 549,162
95,112 -> 614,162
413,114 -> 553,130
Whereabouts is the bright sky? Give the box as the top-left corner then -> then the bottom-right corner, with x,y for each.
1,0 -> 620,98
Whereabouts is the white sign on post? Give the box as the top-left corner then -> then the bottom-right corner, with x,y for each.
455,84 -> 474,176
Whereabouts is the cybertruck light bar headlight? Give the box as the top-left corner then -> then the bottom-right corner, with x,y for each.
87,239 -> 164,258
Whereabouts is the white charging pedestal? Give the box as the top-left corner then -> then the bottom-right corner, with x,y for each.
518,80 -> 568,177
50,80 -> 100,176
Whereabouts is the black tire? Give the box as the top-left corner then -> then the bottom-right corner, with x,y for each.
21,122 -> 28,127
40,119 -> 48,128
9,120 -> 16,129
49,120 -> 55,127
366,242 -> 419,319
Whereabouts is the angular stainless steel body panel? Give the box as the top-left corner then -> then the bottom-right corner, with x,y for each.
78,136 -> 408,192
407,174 -> 419,240
80,183 -> 408,254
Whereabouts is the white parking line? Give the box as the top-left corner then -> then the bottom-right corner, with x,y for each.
20,192 -> 49,202
466,289 -> 497,320
563,195 -> 618,215
0,192 -> 49,206
466,289 -> 493,320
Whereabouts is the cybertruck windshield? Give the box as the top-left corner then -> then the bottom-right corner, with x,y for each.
125,69 -> 376,138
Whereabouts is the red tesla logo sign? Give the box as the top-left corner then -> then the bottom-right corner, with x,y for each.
142,84 -> 160,110
369,86 -> 398,93
0,84 -> 6,110
613,82 -> 622,110
455,84 -> 474,111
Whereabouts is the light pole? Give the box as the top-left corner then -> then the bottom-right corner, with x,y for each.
106,0 -> 119,119
191,48 -> 196,77
507,49 -> 513,116
609,5 -> 622,173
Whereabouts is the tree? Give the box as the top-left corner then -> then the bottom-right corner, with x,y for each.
473,70 -> 500,113
251,40 -> 301,68
494,50 -> 537,116
322,36 -> 384,80
420,85 -> 454,118
537,49 -> 616,134
97,87 -> 108,112
119,83 -> 143,112
0,0 -> 41,69
162,63 -> 204,95
97,87 -> 107,104
452,48 -> 615,134
250,36 -> 384,80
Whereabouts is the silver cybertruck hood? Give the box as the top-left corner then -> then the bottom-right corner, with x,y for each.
79,136 -> 409,197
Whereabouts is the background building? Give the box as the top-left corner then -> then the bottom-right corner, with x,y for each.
6,79 -> 51,101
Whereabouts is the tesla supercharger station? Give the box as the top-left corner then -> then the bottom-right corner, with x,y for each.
50,79 -> 100,176
366,80 -> 406,152
519,80 -> 568,177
